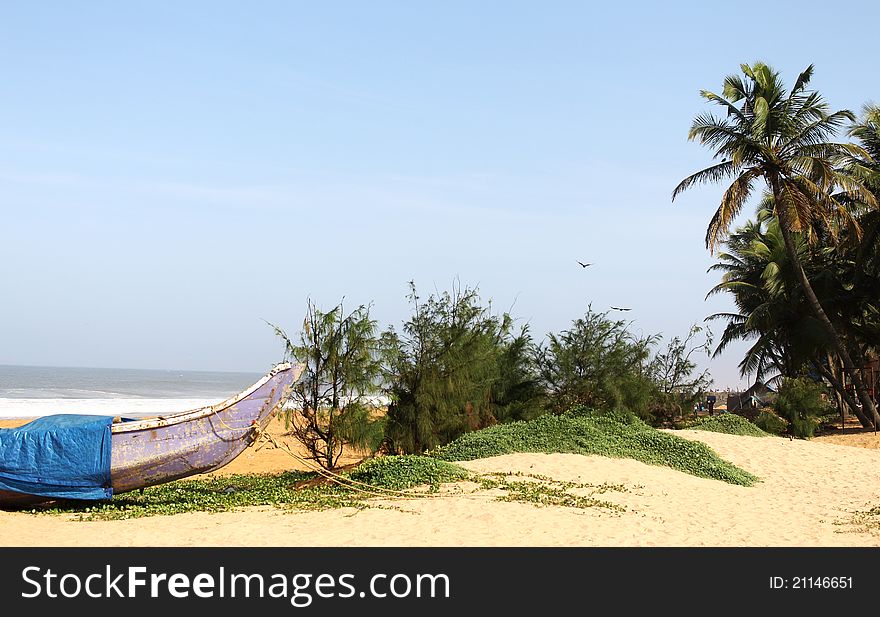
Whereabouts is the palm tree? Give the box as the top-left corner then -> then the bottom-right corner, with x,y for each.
673,62 -> 879,427
707,210 -> 808,381
846,106 -> 880,296
707,208 -> 873,426
847,105 -> 880,186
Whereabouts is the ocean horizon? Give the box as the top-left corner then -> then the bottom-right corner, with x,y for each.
0,364 -> 265,419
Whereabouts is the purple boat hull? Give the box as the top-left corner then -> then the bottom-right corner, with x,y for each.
0,363 -> 301,507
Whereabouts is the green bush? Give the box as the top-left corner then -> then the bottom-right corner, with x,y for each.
382,282 -> 544,454
565,405 -> 644,424
817,412 -> 842,432
347,455 -> 468,491
774,377 -> 829,439
431,407 -> 757,486
686,413 -> 768,437
270,300 -> 385,470
534,308 -> 659,421
754,410 -> 788,435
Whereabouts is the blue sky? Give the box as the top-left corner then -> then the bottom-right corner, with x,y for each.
1,1 -> 877,387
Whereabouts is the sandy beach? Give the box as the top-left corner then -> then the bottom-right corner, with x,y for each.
1,417 -> 879,547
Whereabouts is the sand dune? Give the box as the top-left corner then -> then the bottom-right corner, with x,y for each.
2,418 -> 879,547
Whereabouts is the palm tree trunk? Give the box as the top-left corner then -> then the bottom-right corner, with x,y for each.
772,180 -> 879,429
813,358 -> 871,427
828,353 -> 846,427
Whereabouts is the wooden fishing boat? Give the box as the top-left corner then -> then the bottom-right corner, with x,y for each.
0,362 -> 302,507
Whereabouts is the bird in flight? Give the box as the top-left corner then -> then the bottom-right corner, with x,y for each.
576,261 -> 592,268
610,306 -> 632,311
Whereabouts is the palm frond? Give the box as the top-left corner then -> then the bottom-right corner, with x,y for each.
792,64 -> 814,94
687,113 -> 751,155
701,90 -> 747,121
780,111 -> 857,155
723,73 -> 749,102
672,160 -> 737,201
705,169 -> 759,251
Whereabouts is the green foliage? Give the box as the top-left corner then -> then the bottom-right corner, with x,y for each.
754,409 -> 788,435
492,325 -> 547,423
478,472 -> 627,512
679,62 -> 880,430
382,281 -> 543,454
774,377 -> 830,439
534,309 -> 712,427
535,306 -> 659,420
270,300 -> 385,469
706,210 -> 827,383
28,412 -> 758,521
647,324 -> 714,424
565,405 -> 644,424
32,472 -> 366,520
32,457 -> 470,521
686,413 -> 769,437
31,459 -> 632,521
674,62 -> 872,251
431,409 -> 758,486
347,455 -> 468,491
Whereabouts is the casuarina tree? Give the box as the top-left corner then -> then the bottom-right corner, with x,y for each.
269,300 -> 385,469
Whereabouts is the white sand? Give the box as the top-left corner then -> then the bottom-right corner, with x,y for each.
1,425 -> 879,547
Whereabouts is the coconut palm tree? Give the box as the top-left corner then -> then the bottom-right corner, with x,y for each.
847,105 -> 880,186
707,211 -> 808,381
673,62 -> 879,427
846,105 -> 880,297
707,208 -> 873,426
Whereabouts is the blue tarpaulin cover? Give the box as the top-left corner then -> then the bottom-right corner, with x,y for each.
0,415 -> 114,500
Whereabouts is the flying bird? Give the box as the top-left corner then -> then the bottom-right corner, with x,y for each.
610,306 -> 632,311
576,261 -> 592,268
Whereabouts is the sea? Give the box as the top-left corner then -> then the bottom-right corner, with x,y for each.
0,365 -> 263,419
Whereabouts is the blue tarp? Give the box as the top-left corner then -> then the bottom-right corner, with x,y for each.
0,414 -> 114,500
